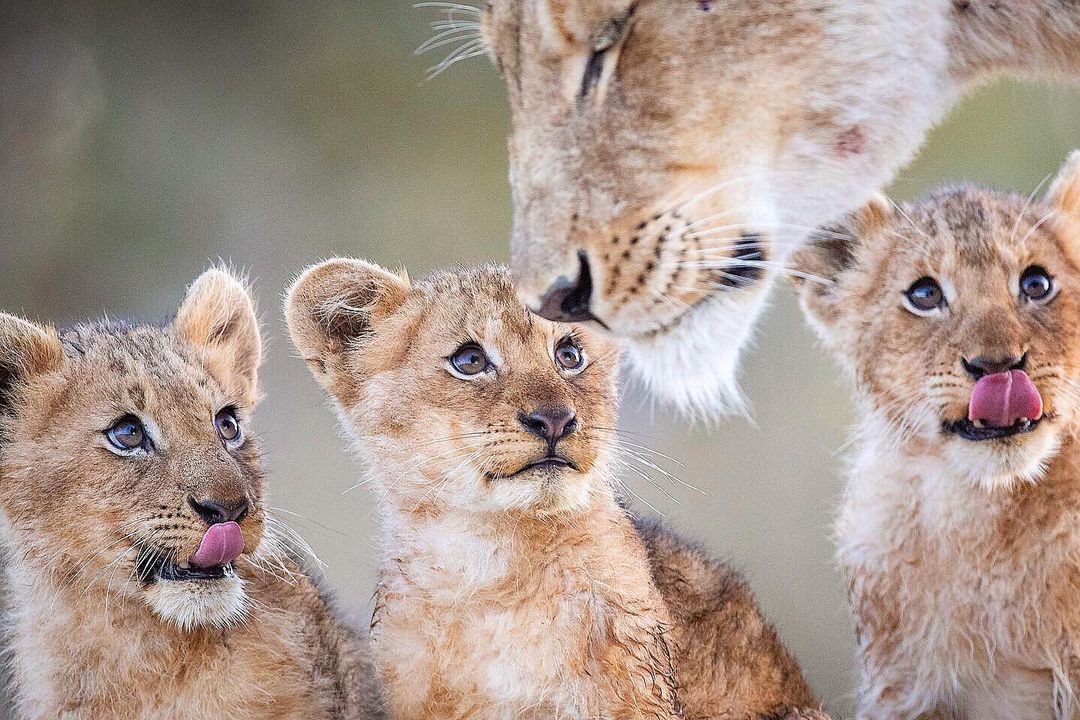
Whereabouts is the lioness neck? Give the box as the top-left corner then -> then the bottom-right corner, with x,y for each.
946,0 -> 1080,81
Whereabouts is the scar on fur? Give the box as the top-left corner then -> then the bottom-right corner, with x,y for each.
835,126 -> 866,158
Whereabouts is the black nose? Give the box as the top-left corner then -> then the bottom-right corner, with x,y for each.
518,407 -> 577,445
189,496 -> 249,525
533,251 -> 595,323
962,353 -> 1026,379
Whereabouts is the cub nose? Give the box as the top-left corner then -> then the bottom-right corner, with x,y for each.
962,353 -> 1026,379
189,496 -> 249,526
533,251 -> 595,323
518,407 -> 578,445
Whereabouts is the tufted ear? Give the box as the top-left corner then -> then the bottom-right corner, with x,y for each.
284,258 -> 411,390
1048,150 -> 1080,220
0,313 -> 64,414
174,268 -> 262,404
789,193 -> 892,331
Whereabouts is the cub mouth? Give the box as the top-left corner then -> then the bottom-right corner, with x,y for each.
137,549 -> 237,584
946,368 -> 1046,443
136,522 -> 246,584
943,417 -> 1043,442
523,456 -> 574,471
494,455 -> 578,480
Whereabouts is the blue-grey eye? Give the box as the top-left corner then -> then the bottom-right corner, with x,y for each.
106,416 -> 147,451
1020,266 -> 1053,302
905,277 -> 944,312
450,344 -> 489,376
215,407 -> 242,443
554,338 -> 585,372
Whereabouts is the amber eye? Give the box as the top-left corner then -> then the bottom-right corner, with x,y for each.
904,277 -> 945,314
554,338 -> 586,372
106,415 -> 148,452
1020,266 -> 1054,302
449,343 -> 490,378
215,407 -> 242,444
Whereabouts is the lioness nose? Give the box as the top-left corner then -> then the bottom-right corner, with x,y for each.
533,251 -> 595,323
189,496 -> 249,526
962,353 -> 1026,379
518,407 -> 578,444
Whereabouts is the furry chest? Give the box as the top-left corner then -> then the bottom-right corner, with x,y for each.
840,473 -> 1074,716
374,577 -> 607,718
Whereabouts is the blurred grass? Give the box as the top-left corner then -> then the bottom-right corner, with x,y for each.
0,2 -> 1078,716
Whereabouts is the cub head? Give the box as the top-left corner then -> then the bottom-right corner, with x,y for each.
286,260 -> 621,517
478,0 -> 955,415
0,268 -> 268,629
791,152 -> 1080,489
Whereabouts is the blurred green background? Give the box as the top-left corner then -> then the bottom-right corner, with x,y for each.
1,2 -> 1078,716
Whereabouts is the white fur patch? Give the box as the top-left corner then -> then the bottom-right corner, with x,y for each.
145,575 -> 248,631
624,281 -> 769,420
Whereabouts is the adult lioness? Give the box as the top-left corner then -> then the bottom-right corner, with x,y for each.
477,0 -> 1080,415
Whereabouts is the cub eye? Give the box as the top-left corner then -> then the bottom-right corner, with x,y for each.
554,338 -> 586,372
106,416 -> 148,452
449,343 -> 490,378
215,407 -> 242,444
904,277 -> 945,314
1020,266 -> 1054,302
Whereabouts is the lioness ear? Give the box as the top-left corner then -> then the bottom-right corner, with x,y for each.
789,193 -> 892,330
1048,150 -> 1080,219
284,258 -> 410,389
174,268 -> 262,403
0,313 -> 64,413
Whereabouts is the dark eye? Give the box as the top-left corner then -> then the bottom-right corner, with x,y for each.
580,10 -> 634,99
215,407 -> 242,444
449,344 -> 490,377
554,338 -> 586,372
1020,266 -> 1054,302
106,416 -> 148,452
904,277 -> 945,313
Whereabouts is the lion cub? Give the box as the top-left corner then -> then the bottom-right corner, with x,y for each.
0,269 -> 383,719
286,259 -> 827,720
792,152 -> 1080,720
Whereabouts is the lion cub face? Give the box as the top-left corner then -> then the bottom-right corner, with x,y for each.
793,153 -> 1080,488
478,0 -> 952,414
287,261 -> 620,516
0,269 -> 266,629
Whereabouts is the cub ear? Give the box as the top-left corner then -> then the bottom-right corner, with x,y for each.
1048,150 -> 1080,219
284,258 -> 410,390
789,193 -> 892,331
173,268 -> 262,403
0,313 -> 64,412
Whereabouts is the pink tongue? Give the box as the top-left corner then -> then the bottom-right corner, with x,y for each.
189,521 -> 245,568
968,370 -> 1043,429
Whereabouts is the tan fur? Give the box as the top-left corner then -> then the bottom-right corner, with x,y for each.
791,152 -> 1080,719
286,259 -> 826,720
0,269 -> 384,720
476,0 -> 1080,415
